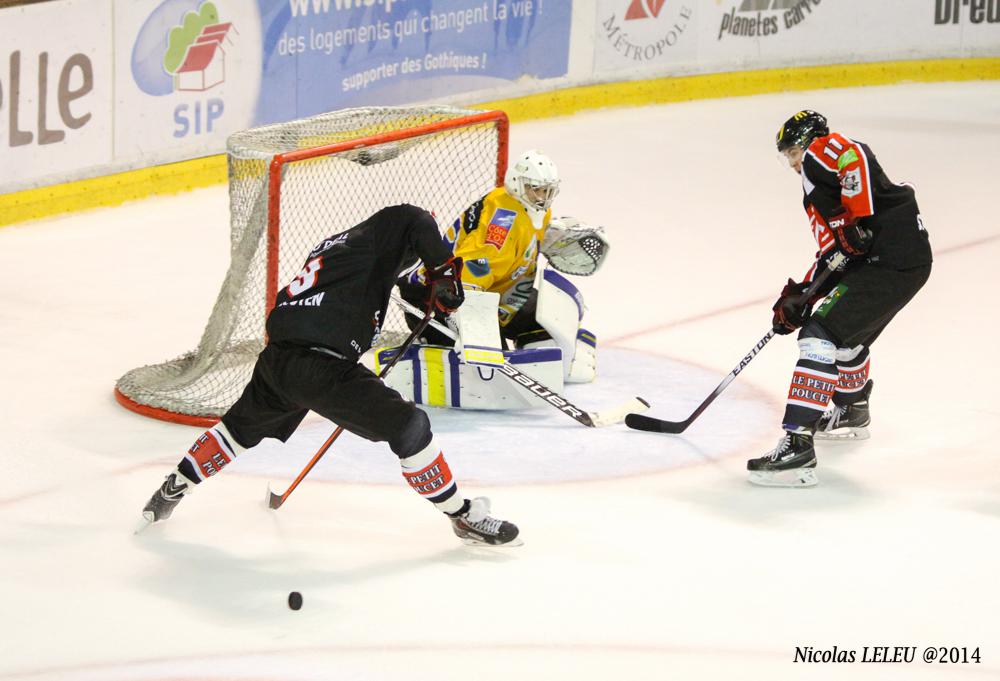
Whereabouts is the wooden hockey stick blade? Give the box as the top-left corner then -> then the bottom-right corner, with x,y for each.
592,397 -> 650,428
624,412 -> 690,434
265,484 -> 286,510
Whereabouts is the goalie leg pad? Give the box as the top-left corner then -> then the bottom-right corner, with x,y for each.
534,268 -> 588,380
379,345 -> 565,410
566,329 -> 597,384
523,326 -> 596,384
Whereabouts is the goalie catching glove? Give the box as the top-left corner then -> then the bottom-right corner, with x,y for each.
426,256 -> 465,314
541,217 -> 610,276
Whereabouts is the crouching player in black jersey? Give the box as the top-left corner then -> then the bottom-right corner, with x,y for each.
138,205 -> 520,546
748,111 -> 932,487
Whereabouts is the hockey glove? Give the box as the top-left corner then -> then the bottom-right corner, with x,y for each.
828,207 -> 873,257
426,256 -> 465,314
772,278 -> 811,335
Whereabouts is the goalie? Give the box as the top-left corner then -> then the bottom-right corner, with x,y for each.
398,149 -> 610,394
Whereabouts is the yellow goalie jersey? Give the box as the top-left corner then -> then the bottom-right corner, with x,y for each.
443,186 -> 551,325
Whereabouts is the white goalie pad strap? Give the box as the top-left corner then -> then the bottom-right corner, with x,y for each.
378,345 -> 564,410
452,289 -> 504,367
541,216 -> 610,276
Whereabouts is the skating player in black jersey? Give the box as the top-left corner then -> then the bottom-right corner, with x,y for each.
138,204 -> 520,546
748,111 -> 932,487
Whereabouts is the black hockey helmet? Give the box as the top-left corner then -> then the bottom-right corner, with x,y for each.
775,110 -> 829,152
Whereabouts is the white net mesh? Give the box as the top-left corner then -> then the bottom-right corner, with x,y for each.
116,105 -> 505,423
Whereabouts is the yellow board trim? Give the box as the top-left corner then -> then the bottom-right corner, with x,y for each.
478,57 -> 1000,123
0,155 -> 227,227
424,347 -> 447,407
2,57 -> 998,228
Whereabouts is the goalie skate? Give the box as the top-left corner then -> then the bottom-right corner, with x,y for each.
450,497 -> 522,547
747,431 -> 818,488
815,401 -> 871,441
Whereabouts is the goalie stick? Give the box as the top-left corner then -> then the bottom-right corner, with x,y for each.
626,252 -> 847,435
265,303 -> 435,510
391,294 -> 648,427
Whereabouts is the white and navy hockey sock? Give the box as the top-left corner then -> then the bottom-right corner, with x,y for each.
176,422 -> 245,486
400,438 -> 463,515
832,345 -> 872,406
782,336 -> 839,431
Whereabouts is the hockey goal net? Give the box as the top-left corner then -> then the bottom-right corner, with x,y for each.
115,105 -> 509,426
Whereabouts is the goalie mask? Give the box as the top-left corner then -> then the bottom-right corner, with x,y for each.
541,217 -> 610,276
505,150 -> 560,212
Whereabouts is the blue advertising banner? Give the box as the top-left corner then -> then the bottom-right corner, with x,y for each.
257,0 -> 571,124
111,0 -> 569,166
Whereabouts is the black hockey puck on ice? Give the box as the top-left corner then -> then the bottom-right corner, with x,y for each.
288,591 -> 303,610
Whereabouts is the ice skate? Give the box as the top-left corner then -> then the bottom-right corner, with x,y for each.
747,430 -> 818,488
135,471 -> 191,534
450,497 -> 522,546
816,401 -> 870,440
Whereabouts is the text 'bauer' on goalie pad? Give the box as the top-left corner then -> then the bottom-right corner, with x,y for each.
527,266 -> 598,384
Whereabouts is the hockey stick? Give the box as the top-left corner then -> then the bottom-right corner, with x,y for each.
391,294 -> 649,427
265,303 -> 435,510
625,252 -> 847,435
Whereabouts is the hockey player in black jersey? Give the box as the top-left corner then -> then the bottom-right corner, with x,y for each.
138,204 -> 520,546
748,111 -> 932,487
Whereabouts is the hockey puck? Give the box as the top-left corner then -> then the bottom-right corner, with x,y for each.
288,591 -> 303,610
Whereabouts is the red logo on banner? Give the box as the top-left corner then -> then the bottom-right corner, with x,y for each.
625,0 -> 666,20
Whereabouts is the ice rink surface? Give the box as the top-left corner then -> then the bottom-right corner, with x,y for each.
1,81 -> 999,680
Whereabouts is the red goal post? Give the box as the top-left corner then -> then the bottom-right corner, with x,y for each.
115,106 -> 509,427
